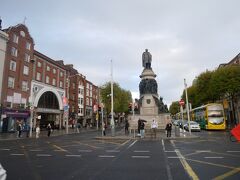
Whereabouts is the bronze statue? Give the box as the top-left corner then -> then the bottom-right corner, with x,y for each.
142,49 -> 152,69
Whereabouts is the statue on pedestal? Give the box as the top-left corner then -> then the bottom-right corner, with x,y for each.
142,49 -> 152,69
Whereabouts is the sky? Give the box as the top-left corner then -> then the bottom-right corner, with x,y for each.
1,0 -> 240,107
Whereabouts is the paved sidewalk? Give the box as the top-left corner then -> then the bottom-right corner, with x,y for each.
0,127 -> 97,141
95,126 -> 198,140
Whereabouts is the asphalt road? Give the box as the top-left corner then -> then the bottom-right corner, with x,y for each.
0,129 -> 239,180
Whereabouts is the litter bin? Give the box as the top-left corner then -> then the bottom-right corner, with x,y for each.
175,126 -> 180,137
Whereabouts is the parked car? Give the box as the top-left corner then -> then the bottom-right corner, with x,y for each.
184,121 -> 201,132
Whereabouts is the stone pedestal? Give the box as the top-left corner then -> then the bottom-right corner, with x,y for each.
140,94 -> 158,116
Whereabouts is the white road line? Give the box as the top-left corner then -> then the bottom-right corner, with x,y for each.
98,155 -> 115,158
196,150 -> 211,153
106,150 -> 120,153
127,140 -> 137,149
0,149 -> 10,151
10,153 -> 24,156
162,139 -> 165,151
65,155 -> 82,157
227,151 -> 240,153
78,150 -> 92,152
29,150 -> 42,152
132,156 -> 150,158
168,156 -> 184,159
204,157 -> 224,159
165,151 -> 176,153
133,150 -> 150,153
36,154 -> 52,157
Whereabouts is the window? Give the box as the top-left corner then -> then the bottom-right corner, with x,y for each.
72,83 -> 75,89
52,78 -> 56,86
37,61 -> 42,67
86,98 -> 89,106
9,60 -> 16,71
26,42 -> 31,50
90,99 -> 92,106
22,81 -> 28,91
8,77 -> 15,88
60,71 -> 63,77
23,65 -> 29,75
46,76 -> 49,84
36,72 -> 41,81
47,66 -> 50,71
72,95 -> 75,101
86,90 -> 89,96
13,34 -> 19,44
53,68 -> 56,74
59,81 -> 63,88
11,47 -> 18,57
24,53 -> 30,62
78,108 -> 83,114
78,98 -> 84,105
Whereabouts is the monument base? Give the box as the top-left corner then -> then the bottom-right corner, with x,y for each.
128,113 -> 171,130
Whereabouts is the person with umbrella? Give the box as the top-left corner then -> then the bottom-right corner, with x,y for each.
139,119 -> 147,138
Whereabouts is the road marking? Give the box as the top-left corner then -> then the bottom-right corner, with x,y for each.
165,151 -> 176,153
52,144 -> 67,152
10,153 -> 24,156
162,139 -> 165,151
175,149 -> 199,180
65,155 -> 82,157
196,150 -> 211,153
227,151 -> 240,153
204,157 -> 224,159
213,166 -> 240,180
131,156 -> 150,158
73,141 -> 99,149
133,150 -> 150,153
78,150 -> 92,152
127,140 -> 137,149
168,156 -> 184,159
98,155 -> 115,158
29,149 -> 42,152
106,150 -> 120,153
0,149 -> 10,151
36,154 -> 52,157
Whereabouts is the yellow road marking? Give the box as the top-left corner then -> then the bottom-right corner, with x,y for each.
186,158 -> 236,169
52,144 -> 68,152
213,167 -> 240,180
175,149 -> 199,180
73,141 -> 100,149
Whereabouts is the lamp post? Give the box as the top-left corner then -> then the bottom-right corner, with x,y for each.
184,78 -> 191,135
110,60 -> 115,136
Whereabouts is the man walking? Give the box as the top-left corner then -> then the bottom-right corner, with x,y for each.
151,119 -> 158,139
165,122 -> 172,137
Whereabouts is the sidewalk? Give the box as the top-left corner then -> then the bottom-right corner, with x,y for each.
0,127 -> 97,141
95,126 -> 198,140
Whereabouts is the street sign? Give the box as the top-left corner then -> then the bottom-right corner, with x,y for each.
179,99 -> 185,106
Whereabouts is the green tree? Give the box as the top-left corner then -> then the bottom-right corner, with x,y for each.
210,66 -> 240,124
100,82 -> 132,115
169,101 -> 180,116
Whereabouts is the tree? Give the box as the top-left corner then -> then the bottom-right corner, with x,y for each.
210,66 -> 240,125
100,82 -> 132,115
169,101 -> 180,116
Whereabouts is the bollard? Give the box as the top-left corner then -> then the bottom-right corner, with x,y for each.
175,126 -> 180,137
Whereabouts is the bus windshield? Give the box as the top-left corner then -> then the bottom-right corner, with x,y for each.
208,110 -> 223,117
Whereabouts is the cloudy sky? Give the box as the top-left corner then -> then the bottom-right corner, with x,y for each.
1,0 -> 240,106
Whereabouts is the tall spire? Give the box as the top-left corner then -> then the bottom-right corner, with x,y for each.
23,17 -> 27,25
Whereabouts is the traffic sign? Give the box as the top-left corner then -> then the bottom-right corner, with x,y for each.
179,99 -> 185,106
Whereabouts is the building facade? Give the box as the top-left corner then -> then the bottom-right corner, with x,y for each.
0,21 -> 99,132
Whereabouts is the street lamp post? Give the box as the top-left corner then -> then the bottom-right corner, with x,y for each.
110,60 -> 115,136
184,78 -> 191,135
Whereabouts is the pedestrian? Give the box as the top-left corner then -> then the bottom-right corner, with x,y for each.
125,120 -> 129,135
151,119 -> 158,139
138,119 -> 141,135
17,123 -> 22,138
25,124 -> 30,138
102,122 -> 106,136
47,123 -> 52,137
165,122 -> 172,137
139,120 -> 145,138
36,125 -> 40,138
